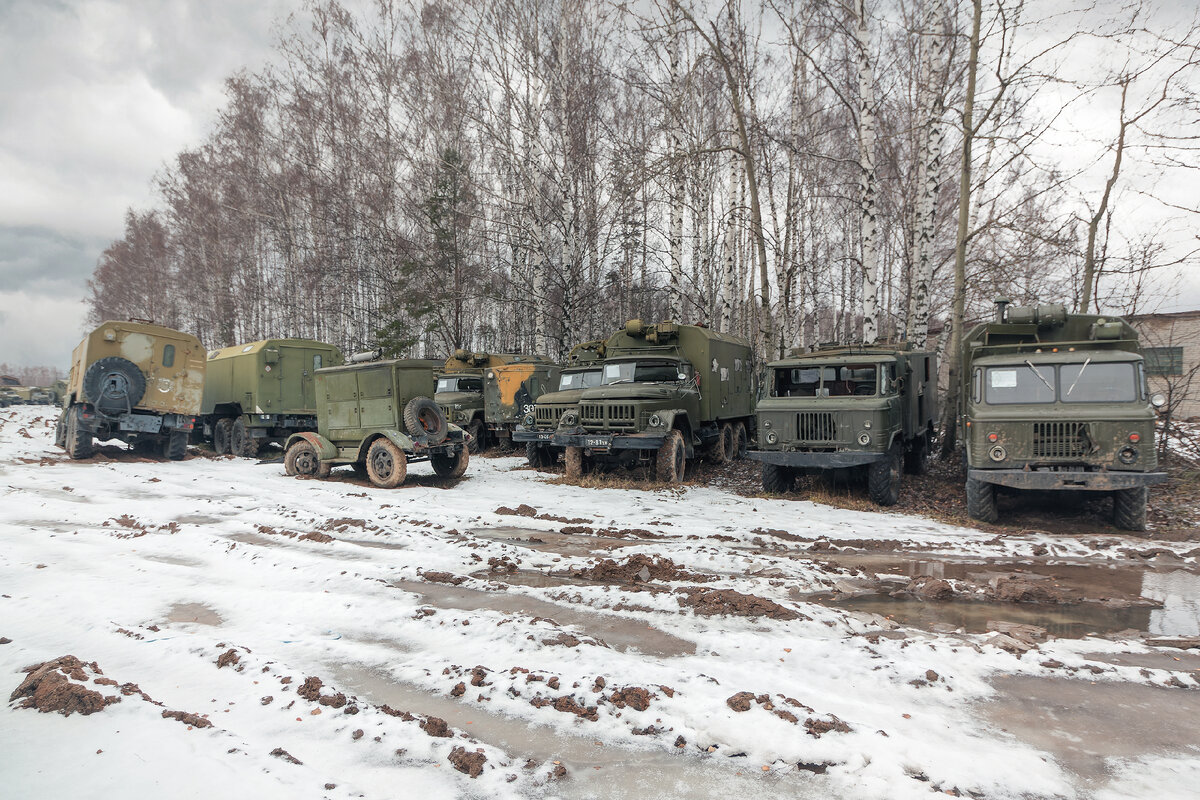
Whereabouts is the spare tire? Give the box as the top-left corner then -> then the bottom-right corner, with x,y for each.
403,396 -> 448,444
83,356 -> 146,415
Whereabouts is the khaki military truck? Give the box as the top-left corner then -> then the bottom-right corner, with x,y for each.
514,339 -> 607,468
199,338 -> 344,457
55,320 -> 206,460
284,352 -> 469,488
482,360 -> 561,450
747,344 -> 937,505
0,387 -> 18,407
435,350 -> 555,452
960,299 -> 1166,530
551,321 -> 755,483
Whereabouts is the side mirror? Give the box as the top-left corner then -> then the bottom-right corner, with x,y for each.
892,377 -> 904,393
1151,393 -> 1166,409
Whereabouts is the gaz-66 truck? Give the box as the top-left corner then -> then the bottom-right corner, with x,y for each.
960,299 -> 1166,530
199,338 -> 344,457
746,344 -> 937,505
514,339 -> 607,468
283,352 -> 469,488
551,321 -> 755,483
55,320 -> 206,460
435,350 -> 557,452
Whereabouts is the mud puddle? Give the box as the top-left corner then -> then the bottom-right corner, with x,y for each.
390,579 -> 694,657
469,526 -> 638,557
328,663 -> 825,799
981,675 -> 1200,792
165,602 -> 223,626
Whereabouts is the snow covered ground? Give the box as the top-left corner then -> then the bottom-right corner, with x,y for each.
2,405 -> 1199,799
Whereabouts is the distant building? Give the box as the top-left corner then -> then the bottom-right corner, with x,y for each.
0,375 -> 20,387
1128,309 -> 1200,421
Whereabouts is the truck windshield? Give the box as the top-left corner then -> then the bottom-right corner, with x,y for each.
1059,362 -> 1137,403
559,370 -> 603,391
436,376 -> 482,393
774,367 -> 821,397
985,365 -> 1055,404
773,364 -> 879,396
602,361 -> 684,384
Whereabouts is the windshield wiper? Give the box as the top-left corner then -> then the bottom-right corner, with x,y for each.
1065,357 -> 1091,398
1024,360 -> 1055,394
609,378 -> 633,385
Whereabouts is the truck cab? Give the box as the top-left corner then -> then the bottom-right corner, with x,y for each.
513,340 -> 606,468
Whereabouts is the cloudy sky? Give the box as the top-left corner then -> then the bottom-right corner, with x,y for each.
1,0 -> 1197,370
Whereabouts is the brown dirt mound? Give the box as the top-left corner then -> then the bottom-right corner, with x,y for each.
298,532 -> 334,543
608,687 -> 652,711
422,571 -> 468,586
270,747 -> 302,764
449,746 -> 487,778
805,715 -> 852,737
216,649 -> 240,668
421,715 -> 453,737
726,691 -> 755,712
993,577 -> 1065,604
675,587 -> 805,620
907,577 -> 955,600
570,553 -> 709,584
496,504 -> 537,517
297,676 -> 323,701
10,656 -> 115,716
162,709 -> 213,728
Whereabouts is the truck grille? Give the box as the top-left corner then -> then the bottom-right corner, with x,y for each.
580,404 -> 604,424
580,403 -> 637,429
796,412 -> 837,442
438,405 -> 452,419
1032,422 -> 1088,459
535,406 -> 564,425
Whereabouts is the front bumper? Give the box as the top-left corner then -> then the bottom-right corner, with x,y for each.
746,449 -> 885,468
969,468 -> 1168,491
551,431 -> 668,451
512,427 -> 554,444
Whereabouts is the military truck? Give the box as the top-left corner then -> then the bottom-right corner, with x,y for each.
199,338 -> 343,457
551,321 -> 755,483
435,350 -> 556,452
55,320 -> 206,460
0,387 -> 18,407
283,353 -> 469,488
514,339 -> 607,468
959,299 -> 1167,530
746,344 -> 937,505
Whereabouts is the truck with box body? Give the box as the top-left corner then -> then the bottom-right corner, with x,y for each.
551,321 -> 755,483
746,344 -> 937,505
199,338 -> 343,457
513,339 -> 607,468
55,320 -> 206,460
284,354 -> 469,488
959,299 -> 1166,530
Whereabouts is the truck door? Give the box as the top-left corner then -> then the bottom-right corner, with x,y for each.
324,371 -> 361,436
357,367 -> 395,429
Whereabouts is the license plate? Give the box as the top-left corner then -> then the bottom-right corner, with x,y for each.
536,432 -> 553,441
583,436 -> 610,448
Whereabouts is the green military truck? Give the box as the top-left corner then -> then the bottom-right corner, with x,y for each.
482,360 -> 561,451
960,299 -> 1167,530
283,354 -> 469,488
514,339 -> 607,468
434,350 -> 555,452
746,344 -> 937,505
55,320 -> 207,460
199,338 -> 344,457
551,321 -> 755,483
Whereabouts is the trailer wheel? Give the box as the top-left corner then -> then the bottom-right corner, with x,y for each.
404,397 -> 448,444
526,441 -> 555,470
213,418 -> 233,455
431,446 -> 470,479
564,446 -> 585,479
83,356 -> 146,415
164,430 -> 189,461
1112,486 -> 1148,532
868,445 -> 903,506
285,440 -> 330,478
366,438 -> 408,488
230,418 -> 259,458
655,429 -> 686,483
762,463 -> 794,494
965,475 -> 999,523
466,419 -> 485,453
65,405 -> 93,460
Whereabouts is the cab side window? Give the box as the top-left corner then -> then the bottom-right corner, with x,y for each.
162,345 -> 175,368
314,354 -> 323,371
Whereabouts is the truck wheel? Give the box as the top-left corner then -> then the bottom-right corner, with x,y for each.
868,446 -> 903,506
904,433 -> 932,475
366,438 -> 408,488
733,423 -> 748,459
526,441 -> 554,470
285,440 -> 331,478
1112,486 -> 1148,532
83,356 -> 146,415
431,446 -> 470,479
164,430 -> 189,461
467,419 -> 485,453
230,418 -> 259,458
65,406 -> 93,459
706,423 -> 732,465
564,446 -> 585,479
404,397 -> 448,444
965,476 -> 999,523
213,418 -> 233,455
54,414 -> 67,448
655,429 -> 686,483
762,464 -> 794,494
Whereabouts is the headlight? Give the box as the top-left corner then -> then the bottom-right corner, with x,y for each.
857,432 -> 871,446
1118,446 -> 1138,464
1151,393 -> 1166,409
863,420 -> 871,429
523,413 -> 535,427
766,431 -> 778,445
561,412 -> 577,426
989,445 -> 1007,462
648,413 -> 662,427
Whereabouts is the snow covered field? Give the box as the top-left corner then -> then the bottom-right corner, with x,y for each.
2,405 -> 1199,799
